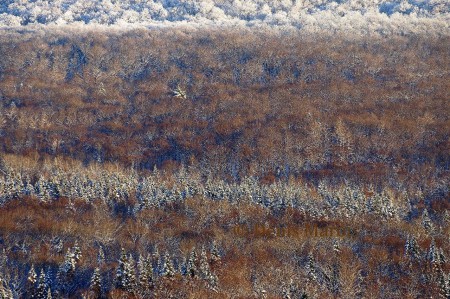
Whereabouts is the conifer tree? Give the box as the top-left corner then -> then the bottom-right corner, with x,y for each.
160,252 -> 175,278
187,248 -> 198,278
90,267 -> 101,299
199,246 -> 211,279
405,235 -> 421,261
210,240 -> 221,263
437,268 -> 448,299
427,239 -> 439,272
36,271 -> 47,299
124,254 -> 137,292
26,265 -> 37,298
422,209 -> 433,233
152,246 -> 160,275
73,241 -> 82,262
443,210 -> 450,225
306,252 -> 317,282
97,246 -> 106,265
115,248 -> 128,290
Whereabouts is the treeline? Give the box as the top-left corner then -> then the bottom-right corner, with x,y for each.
0,29 -> 448,184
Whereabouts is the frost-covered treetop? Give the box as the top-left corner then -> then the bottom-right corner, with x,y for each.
0,0 -> 449,35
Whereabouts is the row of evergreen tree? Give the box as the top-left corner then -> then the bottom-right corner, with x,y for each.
2,161 -> 446,224
0,241 -> 221,298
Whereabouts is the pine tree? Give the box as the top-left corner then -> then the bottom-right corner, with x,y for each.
187,248 -> 198,278
210,240 -> 221,263
97,246 -> 105,265
73,241 -> 82,262
443,210 -> 450,225
437,268 -> 448,299
199,246 -> 211,280
306,252 -> 317,282
115,248 -> 128,290
160,252 -> 175,278
137,254 -> 151,294
90,268 -> 102,299
180,256 -> 188,276
422,209 -> 433,233
405,235 -> 421,261
152,246 -> 160,275
427,239 -> 440,272
123,254 -> 136,293
57,248 -> 77,294
46,288 -> 52,299
36,271 -> 47,299
26,265 -> 37,298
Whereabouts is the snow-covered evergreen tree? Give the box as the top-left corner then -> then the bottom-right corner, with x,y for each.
405,235 -> 421,261
115,248 -> 128,290
73,241 -> 82,262
306,252 -> 317,282
124,254 -> 137,292
160,252 -> 175,278
36,271 -> 47,299
187,248 -> 198,278
137,254 -> 153,294
26,265 -> 37,298
199,246 -> 211,279
97,246 -> 105,265
210,240 -> 221,263
422,209 -> 434,233
90,267 -> 101,298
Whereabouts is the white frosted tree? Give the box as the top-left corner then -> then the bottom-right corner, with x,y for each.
115,248 -> 127,290
422,209 -> 434,233
26,265 -> 37,298
199,246 -> 211,279
306,252 -> 317,282
90,267 -> 101,298
187,248 -> 198,278
36,271 -> 47,299
160,252 -> 175,278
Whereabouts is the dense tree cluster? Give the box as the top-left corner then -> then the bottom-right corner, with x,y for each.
0,28 -> 448,298
0,30 -> 448,186
0,0 -> 449,36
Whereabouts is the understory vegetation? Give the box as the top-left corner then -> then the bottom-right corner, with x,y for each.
0,29 -> 448,298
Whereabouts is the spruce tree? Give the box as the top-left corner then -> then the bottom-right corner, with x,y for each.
306,252 -> 317,282
199,246 -> 211,279
90,267 -> 102,299
161,252 -> 175,278
187,248 -> 198,278
437,268 -> 448,299
97,246 -> 105,265
422,209 -> 433,233
115,248 -> 128,290
152,246 -> 160,275
427,239 -> 439,272
26,265 -> 37,298
73,241 -> 82,262
210,240 -> 221,263
405,236 -> 421,261
36,271 -> 47,299
123,254 -> 137,293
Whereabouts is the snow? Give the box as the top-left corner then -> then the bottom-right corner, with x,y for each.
0,0 -> 448,35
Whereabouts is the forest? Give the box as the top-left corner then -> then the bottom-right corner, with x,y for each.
0,28 -> 448,298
